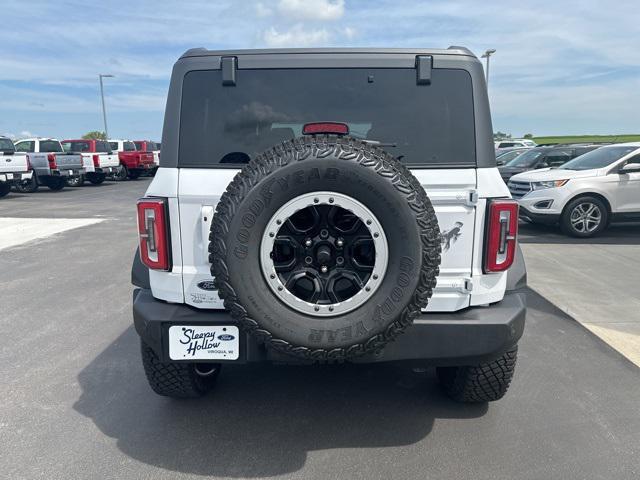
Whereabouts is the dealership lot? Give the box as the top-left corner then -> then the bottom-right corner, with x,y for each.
1,179 -> 639,479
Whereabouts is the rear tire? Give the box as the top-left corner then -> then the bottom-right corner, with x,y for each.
140,340 -> 220,398
127,169 -> 141,180
67,174 -> 85,187
0,182 -> 10,197
46,177 -> 66,191
87,173 -> 106,185
437,345 -> 518,403
15,174 -> 38,193
115,165 -> 128,181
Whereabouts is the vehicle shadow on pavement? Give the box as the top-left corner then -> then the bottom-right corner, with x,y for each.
74,326 -> 487,477
518,221 -> 640,245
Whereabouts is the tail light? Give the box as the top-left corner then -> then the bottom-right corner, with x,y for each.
26,155 -> 32,171
92,154 -> 100,167
47,153 -> 58,170
137,198 -> 171,271
484,199 -> 519,273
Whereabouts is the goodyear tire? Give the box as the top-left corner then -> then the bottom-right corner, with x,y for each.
210,135 -> 441,361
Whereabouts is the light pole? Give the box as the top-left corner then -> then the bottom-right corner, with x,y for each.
481,49 -> 496,87
98,74 -> 114,139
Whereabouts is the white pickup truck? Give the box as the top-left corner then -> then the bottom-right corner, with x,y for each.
0,136 -> 33,198
14,138 -> 84,191
61,139 -> 121,186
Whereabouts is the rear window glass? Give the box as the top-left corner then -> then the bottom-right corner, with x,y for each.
124,141 -> 136,151
95,141 -> 110,152
134,142 -> 145,151
62,141 -> 90,152
40,140 -> 63,153
179,68 -> 476,168
0,138 -> 15,151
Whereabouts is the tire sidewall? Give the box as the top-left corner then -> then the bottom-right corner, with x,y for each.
562,196 -> 608,237
220,155 -> 432,350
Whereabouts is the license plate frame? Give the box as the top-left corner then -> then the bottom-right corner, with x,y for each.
168,325 -> 240,361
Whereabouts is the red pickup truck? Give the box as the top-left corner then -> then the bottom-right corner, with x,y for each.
61,139 -> 121,185
108,139 -> 155,180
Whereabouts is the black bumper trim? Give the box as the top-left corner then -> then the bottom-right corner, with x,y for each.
133,288 -> 526,366
520,207 -> 560,225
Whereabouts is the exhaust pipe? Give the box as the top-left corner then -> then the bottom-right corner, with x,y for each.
194,363 -> 218,377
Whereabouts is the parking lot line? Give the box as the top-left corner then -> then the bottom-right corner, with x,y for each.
0,217 -> 105,251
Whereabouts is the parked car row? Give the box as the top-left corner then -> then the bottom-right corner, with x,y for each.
0,136 -> 159,196
504,142 -> 640,237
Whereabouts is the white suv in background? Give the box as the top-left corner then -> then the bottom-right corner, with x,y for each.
508,142 -> 640,237
495,139 -> 537,149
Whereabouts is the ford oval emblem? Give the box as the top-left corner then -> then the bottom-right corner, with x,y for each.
197,280 -> 216,291
218,334 -> 235,341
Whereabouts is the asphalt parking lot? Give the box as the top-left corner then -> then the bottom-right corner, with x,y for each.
1,179 -> 639,480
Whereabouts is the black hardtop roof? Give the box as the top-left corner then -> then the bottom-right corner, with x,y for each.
180,46 -> 475,59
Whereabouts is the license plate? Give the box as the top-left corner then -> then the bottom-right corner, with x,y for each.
5,173 -> 13,180
68,170 -> 73,175
168,325 -> 239,360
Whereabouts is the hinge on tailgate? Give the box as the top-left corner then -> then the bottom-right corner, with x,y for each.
466,190 -> 479,207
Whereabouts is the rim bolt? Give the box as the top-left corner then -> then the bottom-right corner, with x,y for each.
328,306 -> 334,312
373,232 -> 379,238
321,265 -> 328,273
320,229 -> 329,239
314,198 -> 319,203
336,238 -> 344,247
373,274 -> 379,280
336,256 -> 344,265
329,197 -> 334,203
305,256 -> 313,264
276,219 -> 282,225
270,274 -> 276,279
366,219 -> 372,225
314,306 -> 320,311
305,238 -> 312,247
277,286 -> 283,291
269,232 -> 275,237
365,286 -> 371,292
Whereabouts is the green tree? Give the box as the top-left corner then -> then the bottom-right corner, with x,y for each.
81,131 -> 106,140
523,133 -> 533,139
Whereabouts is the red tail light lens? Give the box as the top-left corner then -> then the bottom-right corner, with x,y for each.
137,198 -> 171,271
47,153 -> 58,170
92,154 -> 100,167
26,155 -> 32,171
302,122 -> 349,136
484,199 -> 519,273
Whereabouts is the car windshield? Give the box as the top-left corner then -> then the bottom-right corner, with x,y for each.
40,140 -> 63,153
496,150 -> 525,163
179,68 -> 476,167
504,149 -> 543,167
0,138 -> 15,152
561,146 -> 638,170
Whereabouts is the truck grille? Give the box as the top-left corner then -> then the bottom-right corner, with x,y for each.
508,181 -> 532,199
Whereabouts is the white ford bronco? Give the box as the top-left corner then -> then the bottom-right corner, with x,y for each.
132,47 -> 526,403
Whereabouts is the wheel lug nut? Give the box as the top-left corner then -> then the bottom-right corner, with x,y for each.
321,265 -> 328,273
336,238 -> 344,247
305,256 -> 313,264
305,238 -> 312,247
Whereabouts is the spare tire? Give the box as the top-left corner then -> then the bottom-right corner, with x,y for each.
210,135 -> 441,361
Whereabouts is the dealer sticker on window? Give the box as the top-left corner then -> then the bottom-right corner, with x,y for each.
168,325 -> 239,360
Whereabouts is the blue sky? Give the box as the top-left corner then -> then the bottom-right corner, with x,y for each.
1,0 -> 639,141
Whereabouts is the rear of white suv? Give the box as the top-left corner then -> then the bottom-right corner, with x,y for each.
509,143 -> 640,236
131,48 -> 527,402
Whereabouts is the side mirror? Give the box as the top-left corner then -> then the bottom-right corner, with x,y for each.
620,163 -> 640,174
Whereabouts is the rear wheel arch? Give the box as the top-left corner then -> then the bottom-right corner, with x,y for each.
562,191 -> 612,217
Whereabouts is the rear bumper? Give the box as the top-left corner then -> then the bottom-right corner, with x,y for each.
0,171 -> 33,182
133,288 -> 526,366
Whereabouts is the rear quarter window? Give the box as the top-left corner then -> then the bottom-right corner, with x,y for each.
179,68 -> 476,168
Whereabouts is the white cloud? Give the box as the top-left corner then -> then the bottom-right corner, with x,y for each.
277,0 -> 344,21
263,25 -> 330,47
256,2 -> 272,17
